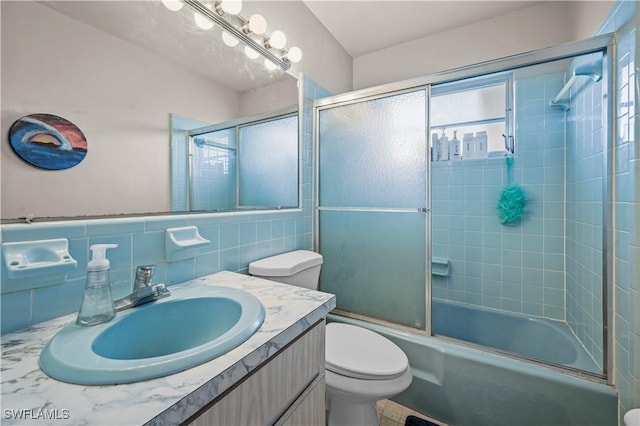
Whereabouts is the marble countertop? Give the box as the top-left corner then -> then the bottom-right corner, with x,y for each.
1,271 -> 336,425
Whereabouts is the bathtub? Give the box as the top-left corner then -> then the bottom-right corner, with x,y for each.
328,304 -> 617,426
432,299 -> 600,373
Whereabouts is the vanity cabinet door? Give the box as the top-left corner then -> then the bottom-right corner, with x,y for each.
187,320 -> 325,426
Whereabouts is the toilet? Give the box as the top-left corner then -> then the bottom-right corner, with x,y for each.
249,250 -> 412,426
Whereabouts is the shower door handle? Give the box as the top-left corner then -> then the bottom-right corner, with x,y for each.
419,208 -> 430,213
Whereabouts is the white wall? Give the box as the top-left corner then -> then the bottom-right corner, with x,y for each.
353,2 -> 574,90
567,1 -> 616,40
1,2 -> 241,219
239,78 -> 299,117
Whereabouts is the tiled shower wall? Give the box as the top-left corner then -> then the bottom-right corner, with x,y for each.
170,114 -> 209,212
0,75 -> 329,335
190,131 -> 238,211
597,0 -> 639,419
431,71 -> 568,321
566,60 -> 605,370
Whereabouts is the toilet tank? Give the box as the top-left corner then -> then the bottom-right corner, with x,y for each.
248,250 -> 323,290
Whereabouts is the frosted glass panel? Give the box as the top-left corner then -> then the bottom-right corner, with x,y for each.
431,83 -> 505,126
191,128 -> 237,211
239,115 -> 298,207
319,91 -> 426,208
319,210 -> 426,328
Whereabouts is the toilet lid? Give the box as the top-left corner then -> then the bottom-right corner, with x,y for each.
326,323 -> 409,380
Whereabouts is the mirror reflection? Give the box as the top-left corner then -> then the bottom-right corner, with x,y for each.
0,1 -> 298,221
171,108 -> 299,212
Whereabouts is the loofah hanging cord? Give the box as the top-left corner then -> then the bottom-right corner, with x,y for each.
497,156 -> 527,225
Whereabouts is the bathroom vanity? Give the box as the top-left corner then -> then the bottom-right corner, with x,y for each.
0,271 -> 336,425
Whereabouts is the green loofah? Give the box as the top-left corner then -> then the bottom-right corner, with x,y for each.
497,183 -> 527,225
497,156 -> 527,225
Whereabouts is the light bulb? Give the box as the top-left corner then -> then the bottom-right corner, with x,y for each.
221,31 -> 239,47
247,14 -> 267,35
244,46 -> 259,60
264,58 -> 278,71
161,0 -> 183,12
269,30 -> 287,49
220,0 -> 242,15
286,46 -> 302,63
194,4 -> 214,30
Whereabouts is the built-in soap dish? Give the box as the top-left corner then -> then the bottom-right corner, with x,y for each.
2,239 -> 77,291
432,257 -> 450,277
165,226 -> 210,262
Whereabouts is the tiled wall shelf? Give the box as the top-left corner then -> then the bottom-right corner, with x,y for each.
1,238 -> 77,293
165,226 -> 210,262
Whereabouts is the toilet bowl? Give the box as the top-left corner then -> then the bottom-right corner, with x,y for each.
249,250 -> 412,426
625,409 -> 640,426
325,322 -> 413,426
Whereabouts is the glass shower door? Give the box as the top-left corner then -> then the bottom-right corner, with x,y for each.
317,89 -> 429,329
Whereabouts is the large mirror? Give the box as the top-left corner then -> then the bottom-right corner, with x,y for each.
0,0 -> 299,221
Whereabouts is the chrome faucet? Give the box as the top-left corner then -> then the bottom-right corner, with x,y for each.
113,265 -> 170,311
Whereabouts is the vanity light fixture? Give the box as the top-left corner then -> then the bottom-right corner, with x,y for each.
244,46 -> 260,60
161,0 -> 184,12
268,30 -> 287,49
264,58 -> 278,71
245,13 -> 267,35
164,0 -> 302,71
194,6 -> 215,30
219,0 -> 242,15
221,31 -> 239,47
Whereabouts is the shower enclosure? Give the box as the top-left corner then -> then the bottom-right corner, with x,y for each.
170,107 -> 298,212
314,34 -> 613,385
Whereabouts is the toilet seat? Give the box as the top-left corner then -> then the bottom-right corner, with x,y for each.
326,323 -> 409,380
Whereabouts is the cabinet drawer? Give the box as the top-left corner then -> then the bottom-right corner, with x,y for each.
188,320 -> 325,426
276,375 -> 325,426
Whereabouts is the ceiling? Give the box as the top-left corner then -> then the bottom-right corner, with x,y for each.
303,1 -> 541,57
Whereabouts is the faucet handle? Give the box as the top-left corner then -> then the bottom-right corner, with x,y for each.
134,265 -> 155,290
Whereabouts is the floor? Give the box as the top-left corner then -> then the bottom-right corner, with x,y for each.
377,399 -> 448,426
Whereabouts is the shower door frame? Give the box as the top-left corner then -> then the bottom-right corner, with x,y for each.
313,33 -> 615,382
314,85 -> 433,333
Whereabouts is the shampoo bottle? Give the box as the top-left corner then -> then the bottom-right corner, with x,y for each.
432,133 -> 440,161
77,244 -> 118,326
462,133 -> 474,159
475,131 -> 488,158
439,131 -> 449,161
450,130 -> 461,160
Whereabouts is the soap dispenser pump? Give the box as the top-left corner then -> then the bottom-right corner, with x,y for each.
76,244 -> 118,326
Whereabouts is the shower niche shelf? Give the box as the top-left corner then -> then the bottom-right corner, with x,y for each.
1,238 -> 77,292
432,257 -> 450,276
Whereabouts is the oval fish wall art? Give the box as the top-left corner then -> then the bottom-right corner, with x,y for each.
8,113 -> 88,170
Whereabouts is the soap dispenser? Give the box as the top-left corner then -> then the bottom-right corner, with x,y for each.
76,244 -> 118,326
